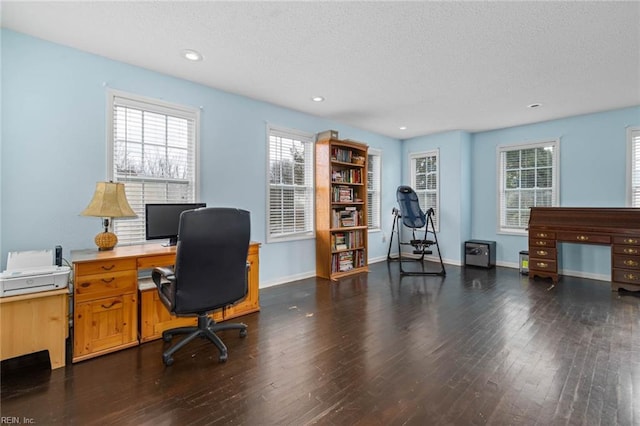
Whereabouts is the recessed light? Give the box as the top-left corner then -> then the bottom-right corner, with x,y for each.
312,96 -> 325,102
528,103 -> 541,108
182,49 -> 203,61
399,126 -> 408,130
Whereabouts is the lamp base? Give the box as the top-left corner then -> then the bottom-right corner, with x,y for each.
95,231 -> 118,251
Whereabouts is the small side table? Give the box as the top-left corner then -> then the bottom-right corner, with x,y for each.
0,288 -> 69,369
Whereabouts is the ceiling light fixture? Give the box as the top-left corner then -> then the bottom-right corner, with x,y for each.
182,49 -> 203,61
528,103 -> 542,108
312,96 -> 325,102
399,126 -> 408,130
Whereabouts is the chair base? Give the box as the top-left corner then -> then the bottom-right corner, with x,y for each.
161,314 -> 247,366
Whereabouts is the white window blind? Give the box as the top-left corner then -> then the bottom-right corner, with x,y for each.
108,91 -> 199,245
629,128 -> 640,207
498,139 -> 559,233
410,150 -> 439,231
367,149 -> 381,230
266,125 -> 315,242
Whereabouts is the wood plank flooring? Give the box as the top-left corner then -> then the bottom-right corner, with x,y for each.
1,261 -> 639,425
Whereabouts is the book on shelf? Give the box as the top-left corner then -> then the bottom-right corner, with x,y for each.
332,208 -> 362,228
331,230 -> 364,251
333,232 -> 347,250
331,168 -> 362,184
332,186 -> 355,203
330,248 -> 366,272
331,147 -> 353,163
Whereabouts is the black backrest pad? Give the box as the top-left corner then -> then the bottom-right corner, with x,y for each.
173,208 -> 250,314
396,186 -> 426,229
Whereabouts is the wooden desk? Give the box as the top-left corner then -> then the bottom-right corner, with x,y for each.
0,288 -> 69,369
71,242 -> 260,363
528,207 -> 640,291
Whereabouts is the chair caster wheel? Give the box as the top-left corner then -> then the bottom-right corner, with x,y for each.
162,334 -> 172,342
163,355 -> 174,366
218,353 -> 228,363
239,329 -> 247,338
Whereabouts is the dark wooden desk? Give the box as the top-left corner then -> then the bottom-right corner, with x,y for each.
528,207 -> 640,291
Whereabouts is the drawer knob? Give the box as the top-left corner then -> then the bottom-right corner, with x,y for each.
536,262 -> 548,268
536,241 -> 547,246
536,250 -> 548,256
624,273 -> 639,281
624,238 -> 638,244
577,235 -> 589,241
624,260 -> 639,267
624,248 -> 638,254
537,233 -> 548,238
101,264 -> 116,271
101,278 -> 115,283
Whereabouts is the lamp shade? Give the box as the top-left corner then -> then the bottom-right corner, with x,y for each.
80,182 -> 137,218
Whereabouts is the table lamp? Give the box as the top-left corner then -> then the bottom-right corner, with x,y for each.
80,182 -> 137,251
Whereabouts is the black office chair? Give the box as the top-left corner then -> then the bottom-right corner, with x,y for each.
386,186 -> 445,276
152,207 -> 251,365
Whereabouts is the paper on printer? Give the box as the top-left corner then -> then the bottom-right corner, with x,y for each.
1,249 -> 70,297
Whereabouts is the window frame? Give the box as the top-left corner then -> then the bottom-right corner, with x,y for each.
367,148 -> 382,232
496,138 -> 560,235
265,124 -> 316,243
106,89 -> 200,246
409,149 -> 440,232
627,127 -> 640,207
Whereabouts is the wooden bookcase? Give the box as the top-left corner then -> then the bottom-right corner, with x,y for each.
316,130 -> 369,280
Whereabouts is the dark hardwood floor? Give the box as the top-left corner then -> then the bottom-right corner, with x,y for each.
2,261 -> 639,425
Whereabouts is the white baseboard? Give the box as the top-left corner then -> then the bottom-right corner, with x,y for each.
260,270 -> 317,289
260,257 -> 611,289
496,261 -> 610,282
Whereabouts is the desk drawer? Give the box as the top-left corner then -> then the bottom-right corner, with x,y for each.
75,270 -> 137,302
557,232 -> 610,244
613,245 -> 640,255
75,258 -> 137,276
613,236 -> 640,246
613,269 -> 640,285
530,231 -> 555,239
530,239 -> 556,248
529,259 -> 557,272
613,255 -> 640,270
529,247 -> 556,259
137,254 -> 175,270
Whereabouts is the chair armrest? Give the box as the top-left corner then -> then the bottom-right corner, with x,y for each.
152,266 -> 175,288
245,261 -> 250,294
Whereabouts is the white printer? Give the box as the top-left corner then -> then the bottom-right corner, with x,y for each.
0,249 -> 70,297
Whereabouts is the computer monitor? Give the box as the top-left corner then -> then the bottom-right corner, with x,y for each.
145,203 -> 206,246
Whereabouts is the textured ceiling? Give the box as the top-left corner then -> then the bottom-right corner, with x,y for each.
2,1 -> 639,139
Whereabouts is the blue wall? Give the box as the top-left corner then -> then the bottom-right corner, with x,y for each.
401,107 -> 639,279
2,29 -> 639,284
0,30 -> 401,285
470,107 -> 640,279
401,131 -> 472,264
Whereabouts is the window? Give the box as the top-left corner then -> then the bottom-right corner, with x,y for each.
107,90 -> 199,245
409,150 -> 439,231
367,149 -> 382,231
498,139 -> 559,233
266,125 -> 315,242
628,127 -> 640,207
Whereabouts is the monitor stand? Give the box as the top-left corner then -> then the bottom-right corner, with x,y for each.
162,237 -> 178,247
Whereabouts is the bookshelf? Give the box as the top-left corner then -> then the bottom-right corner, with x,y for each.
316,130 -> 369,280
